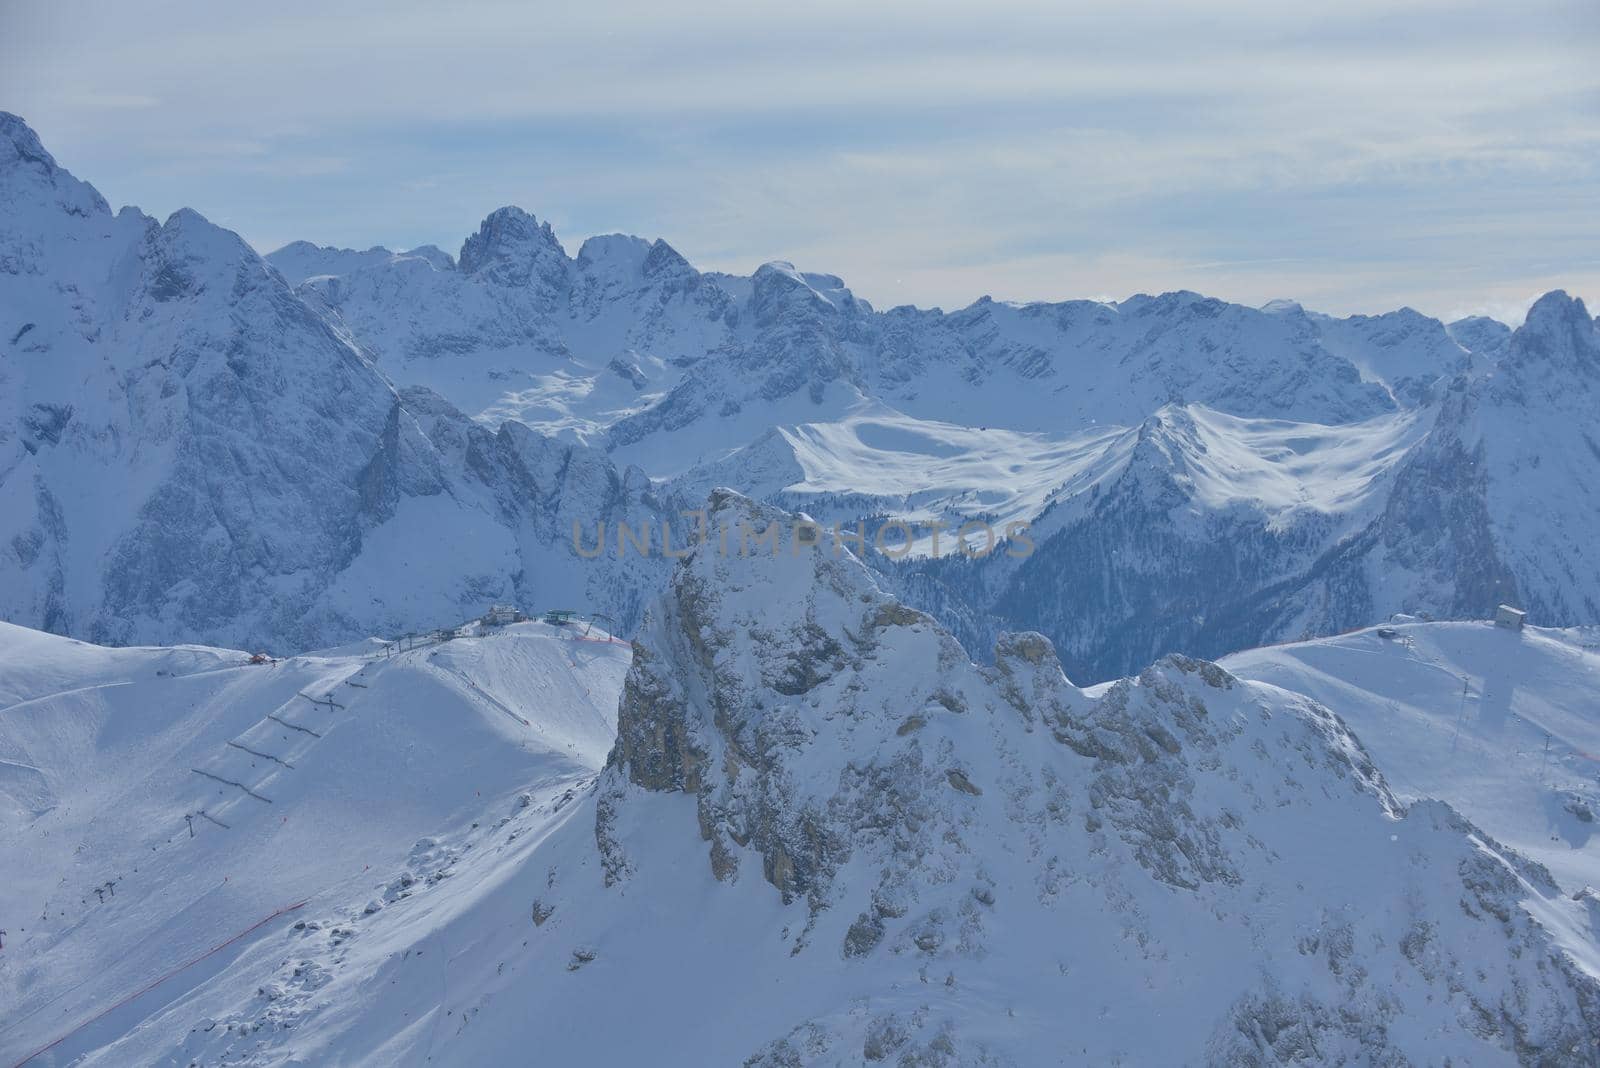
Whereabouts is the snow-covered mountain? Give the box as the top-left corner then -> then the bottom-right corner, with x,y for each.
0,113 -> 671,654
679,294 -> 1600,683
275,214 -> 741,455
0,617 -> 629,1066
5,495 -> 1597,1065
279,228 -> 1457,477
260,241 -> 454,288
737,291 -> 1599,682
6,108 -> 1600,679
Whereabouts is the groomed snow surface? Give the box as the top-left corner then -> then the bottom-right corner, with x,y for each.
1226,621 -> 1600,973
0,620 -> 627,1066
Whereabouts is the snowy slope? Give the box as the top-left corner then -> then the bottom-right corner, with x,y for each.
671,400 -> 1424,564
28,494 -> 1599,1067
278,215 -> 738,449
876,402 -> 1434,681
668,400 -> 1129,554
0,619 -> 628,1067
265,241 -> 453,287
877,297 -> 1600,682
1225,620 -> 1600,897
1312,304 -> 1479,406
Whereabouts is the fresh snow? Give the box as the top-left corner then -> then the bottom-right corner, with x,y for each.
0,619 -> 628,1066
673,401 -> 1427,558
5,496 -> 1598,1065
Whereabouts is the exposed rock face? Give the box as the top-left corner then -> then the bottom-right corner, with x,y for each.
458,206 -> 571,296
0,114 -> 680,651
596,491 -> 1600,1064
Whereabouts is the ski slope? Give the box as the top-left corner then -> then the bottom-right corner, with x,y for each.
0,620 -> 629,1067
1225,621 -> 1600,897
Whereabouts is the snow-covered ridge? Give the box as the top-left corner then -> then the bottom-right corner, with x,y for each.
590,493 -> 1600,1063
671,401 -> 1427,555
867,292 -> 1600,681
7,497 -> 1599,1064
0,617 -> 628,1066
266,240 -> 453,287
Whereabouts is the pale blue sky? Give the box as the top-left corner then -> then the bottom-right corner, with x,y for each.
3,0 -> 1596,321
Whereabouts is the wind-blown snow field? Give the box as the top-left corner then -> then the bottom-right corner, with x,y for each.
672,401 -> 1426,559
0,620 -> 628,1066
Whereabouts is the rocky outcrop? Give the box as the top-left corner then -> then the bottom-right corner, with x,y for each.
593,491 -> 1600,1064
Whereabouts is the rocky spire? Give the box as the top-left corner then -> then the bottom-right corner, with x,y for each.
457,205 -> 571,296
0,111 -> 110,219
1508,290 -> 1597,372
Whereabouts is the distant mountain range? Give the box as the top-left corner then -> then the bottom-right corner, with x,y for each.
4,110 -> 1597,679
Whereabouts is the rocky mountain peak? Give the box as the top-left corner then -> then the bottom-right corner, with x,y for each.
0,111 -> 59,174
752,260 -> 843,318
1446,313 -> 1512,356
402,243 -> 454,271
600,489 -> 971,901
1509,289 -> 1597,372
0,111 -> 110,219
642,237 -> 693,280
1120,404 -> 1202,496
457,205 -> 571,290
154,207 -> 259,270
575,232 -> 651,271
